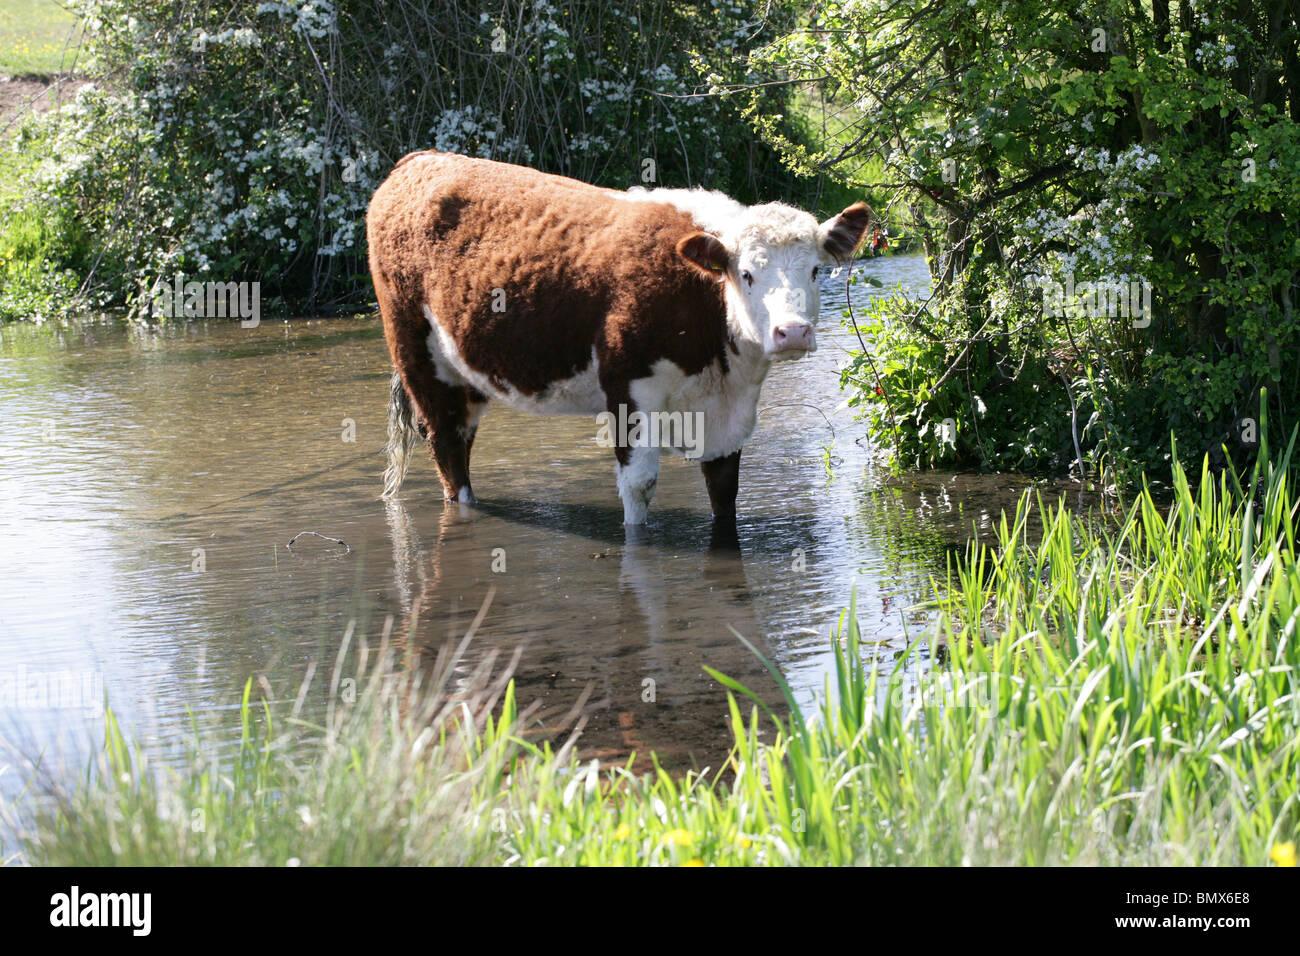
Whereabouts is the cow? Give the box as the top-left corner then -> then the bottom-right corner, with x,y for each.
367,151 -> 871,526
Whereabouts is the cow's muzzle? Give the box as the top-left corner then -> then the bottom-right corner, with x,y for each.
772,321 -> 815,356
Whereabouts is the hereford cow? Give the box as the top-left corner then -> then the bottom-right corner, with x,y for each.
367,151 -> 870,525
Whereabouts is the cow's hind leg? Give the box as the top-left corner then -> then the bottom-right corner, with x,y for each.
386,311 -> 480,503
417,380 -> 478,503
373,253 -> 478,502
464,387 -> 488,470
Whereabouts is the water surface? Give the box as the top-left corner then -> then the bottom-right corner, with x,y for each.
0,254 -> 1104,784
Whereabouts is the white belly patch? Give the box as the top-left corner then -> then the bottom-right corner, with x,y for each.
422,306 -> 767,459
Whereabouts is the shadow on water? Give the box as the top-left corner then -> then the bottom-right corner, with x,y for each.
0,253 -> 1115,787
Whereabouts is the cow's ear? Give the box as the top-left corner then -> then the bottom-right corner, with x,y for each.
818,202 -> 873,263
676,232 -> 730,279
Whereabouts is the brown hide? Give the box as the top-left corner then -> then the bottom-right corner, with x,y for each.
366,151 -> 732,413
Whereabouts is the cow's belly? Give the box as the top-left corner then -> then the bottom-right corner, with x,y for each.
422,307 -> 763,456
423,306 -> 606,415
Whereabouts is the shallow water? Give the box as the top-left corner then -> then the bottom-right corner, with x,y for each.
0,253 -> 1105,784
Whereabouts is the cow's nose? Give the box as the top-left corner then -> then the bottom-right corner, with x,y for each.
773,321 -> 815,352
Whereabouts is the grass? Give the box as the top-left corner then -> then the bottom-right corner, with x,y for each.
0,1 -> 91,321
0,0 -> 81,75
6,411 -> 1299,865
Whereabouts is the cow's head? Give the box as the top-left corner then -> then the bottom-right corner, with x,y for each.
677,201 -> 872,359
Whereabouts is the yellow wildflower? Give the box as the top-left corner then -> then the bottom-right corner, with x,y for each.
1271,841 -> 1296,867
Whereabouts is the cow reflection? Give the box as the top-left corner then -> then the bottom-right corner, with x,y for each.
383,500 -> 783,771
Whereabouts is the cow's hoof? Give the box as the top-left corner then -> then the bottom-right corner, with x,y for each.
621,503 -> 651,525
709,515 -> 739,551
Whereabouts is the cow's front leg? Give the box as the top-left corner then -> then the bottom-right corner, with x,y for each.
615,443 -> 661,525
700,449 -> 741,523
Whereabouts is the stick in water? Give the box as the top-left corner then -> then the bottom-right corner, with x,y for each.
286,531 -> 351,553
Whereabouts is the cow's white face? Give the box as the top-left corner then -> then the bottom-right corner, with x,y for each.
731,242 -> 824,359
677,201 -> 872,360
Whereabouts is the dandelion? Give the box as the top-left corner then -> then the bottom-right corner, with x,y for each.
1271,842 -> 1296,867
663,829 -> 693,847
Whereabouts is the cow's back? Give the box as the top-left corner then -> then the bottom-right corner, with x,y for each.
367,152 -> 730,404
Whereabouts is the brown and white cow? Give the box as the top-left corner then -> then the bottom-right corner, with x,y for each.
367,151 -> 870,525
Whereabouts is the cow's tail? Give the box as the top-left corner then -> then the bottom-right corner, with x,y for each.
382,371 -> 421,499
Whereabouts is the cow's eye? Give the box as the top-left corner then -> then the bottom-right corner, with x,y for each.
811,266 -> 819,279
740,270 -> 753,287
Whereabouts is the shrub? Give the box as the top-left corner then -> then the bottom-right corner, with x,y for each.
745,0 -> 1300,480
1,0 -> 824,319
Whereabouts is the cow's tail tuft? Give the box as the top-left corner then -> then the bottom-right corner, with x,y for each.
382,371 -> 421,499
